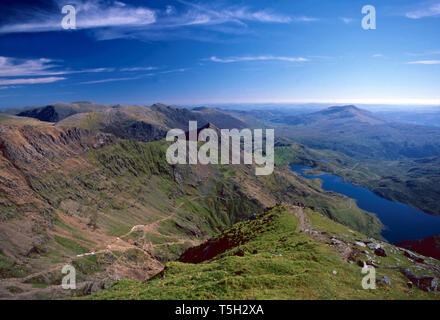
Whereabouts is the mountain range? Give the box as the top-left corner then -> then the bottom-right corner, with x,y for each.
0,102 -> 439,299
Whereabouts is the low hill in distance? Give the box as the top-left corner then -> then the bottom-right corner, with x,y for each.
272,105 -> 440,160
2,102 -> 109,122
277,105 -> 388,126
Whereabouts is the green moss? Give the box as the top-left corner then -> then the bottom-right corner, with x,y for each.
0,253 -> 31,279
6,286 -> 23,294
72,254 -> 103,278
54,235 -> 89,255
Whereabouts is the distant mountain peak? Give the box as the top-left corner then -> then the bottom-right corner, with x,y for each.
200,122 -> 219,130
278,104 -> 388,127
328,105 -> 359,111
192,106 -> 208,111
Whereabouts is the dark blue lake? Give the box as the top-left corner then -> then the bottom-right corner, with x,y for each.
290,164 -> 440,243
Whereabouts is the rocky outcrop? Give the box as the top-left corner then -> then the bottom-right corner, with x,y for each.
105,121 -> 167,142
400,268 -> 438,292
0,125 -> 115,268
17,105 -> 71,122
403,250 -> 425,263
0,126 -> 114,169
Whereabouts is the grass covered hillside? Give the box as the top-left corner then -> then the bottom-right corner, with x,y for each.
0,121 -> 382,299
88,206 -> 440,300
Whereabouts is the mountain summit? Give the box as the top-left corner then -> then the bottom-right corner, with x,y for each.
283,105 -> 388,126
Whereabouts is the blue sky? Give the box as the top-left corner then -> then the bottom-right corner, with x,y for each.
0,0 -> 439,108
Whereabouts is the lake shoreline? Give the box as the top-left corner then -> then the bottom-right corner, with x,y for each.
290,164 -> 440,243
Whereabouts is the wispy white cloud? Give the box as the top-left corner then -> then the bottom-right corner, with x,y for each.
405,3 -> 440,19
79,76 -> 142,84
292,16 -> 319,22
176,0 -> 292,25
339,17 -> 354,24
407,60 -> 440,64
0,86 -> 20,90
0,54 -> 188,86
80,68 -> 187,84
224,7 -> 293,23
209,56 -> 308,63
372,53 -> 384,58
157,68 -> 187,74
0,56 -> 113,77
0,77 -> 65,85
120,66 -> 157,72
166,5 -> 176,15
0,57 -> 57,77
0,0 -> 156,34
0,0 -> 297,42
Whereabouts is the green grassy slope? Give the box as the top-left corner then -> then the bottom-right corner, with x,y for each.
87,207 -> 440,300
0,126 -> 382,297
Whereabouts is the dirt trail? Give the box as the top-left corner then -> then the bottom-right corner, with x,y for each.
284,204 -> 310,232
118,198 -> 191,239
0,197 -> 197,296
286,204 -> 353,258
0,195 -> 234,299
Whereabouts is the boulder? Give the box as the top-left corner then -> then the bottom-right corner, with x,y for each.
374,248 -> 387,257
404,251 -> 424,263
378,276 -> 392,286
27,237 -> 48,255
367,242 -> 380,250
355,241 -> 366,247
331,238 -> 343,245
357,260 -> 366,267
400,268 -> 438,292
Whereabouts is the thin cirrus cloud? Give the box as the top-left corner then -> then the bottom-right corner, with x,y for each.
407,60 -> 440,64
0,56 -> 114,77
0,0 -> 297,41
292,16 -> 319,22
80,68 -> 187,84
0,56 -> 64,77
209,56 -> 308,63
120,66 -> 157,72
0,85 -> 19,90
405,3 -> 440,19
339,17 -> 354,24
0,55 -> 187,87
176,0 -> 293,25
0,0 -> 156,34
0,77 -> 66,85
79,76 -> 144,85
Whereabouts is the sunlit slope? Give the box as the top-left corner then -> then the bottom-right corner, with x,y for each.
88,206 -> 440,300
0,123 -> 382,298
